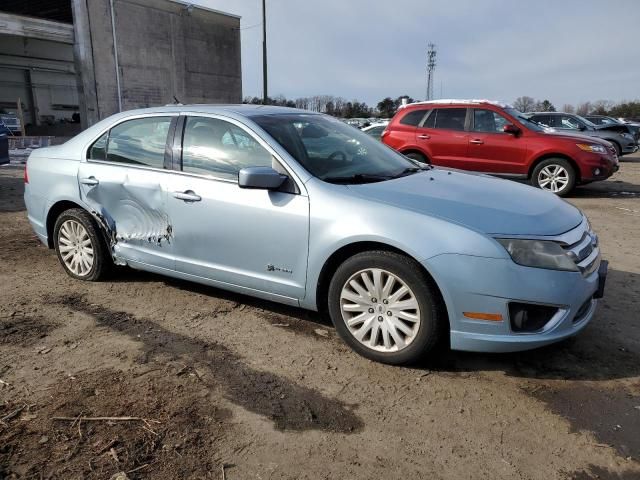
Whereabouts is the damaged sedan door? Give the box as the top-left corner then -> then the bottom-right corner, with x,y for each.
78,114 -> 177,270
166,115 -> 309,303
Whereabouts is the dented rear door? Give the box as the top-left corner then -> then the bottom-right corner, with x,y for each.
78,114 -> 177,271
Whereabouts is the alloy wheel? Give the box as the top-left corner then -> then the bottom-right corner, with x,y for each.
339,268 -> 421,352
538,164 -> 569,193
58,219 -> 95,277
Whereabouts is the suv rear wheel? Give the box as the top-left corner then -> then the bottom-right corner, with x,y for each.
328,251 -> 444,365
531,158 -> 576,196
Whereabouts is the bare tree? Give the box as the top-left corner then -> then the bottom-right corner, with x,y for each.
561,104 -> 575,113
576,102 -> 592,116
590,100 -> 614,115
513,96 -> 536,112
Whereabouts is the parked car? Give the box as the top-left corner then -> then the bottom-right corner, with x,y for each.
584,115 -> 640,143
382,100 -> 619,196
25,105 -> 607,364
526,112 -> 637,157
0,136 -> 8,165
361,122 -> 389,140
0,114 -> 21,136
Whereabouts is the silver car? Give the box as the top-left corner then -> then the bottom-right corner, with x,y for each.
24,105 -> 607,364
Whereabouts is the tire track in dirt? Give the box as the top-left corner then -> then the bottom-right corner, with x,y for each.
55,294 -> 364,434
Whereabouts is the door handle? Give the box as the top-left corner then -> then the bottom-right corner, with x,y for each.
173,190 -> 202,202
80,176 -> 99,186
470,139 -> 484,145
418,134 -> 430,140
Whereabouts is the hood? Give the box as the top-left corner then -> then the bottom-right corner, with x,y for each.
594,124 -> 630,134
348,169 -> 583,236
542,130 -> 612,146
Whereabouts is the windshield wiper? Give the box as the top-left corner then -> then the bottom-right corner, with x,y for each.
391,165 -> 432,178
323,173 -> 393,184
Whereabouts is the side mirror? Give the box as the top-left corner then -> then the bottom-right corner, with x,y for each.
578,125 -> 588,131
238,166 -> 288,190
503,124 -> 521,135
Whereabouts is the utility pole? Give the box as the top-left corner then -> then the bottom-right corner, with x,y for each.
262,0 -> 268,104
426,43 -> 437,101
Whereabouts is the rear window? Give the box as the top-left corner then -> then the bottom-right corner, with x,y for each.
88,116 -> 172,168
399,109 -> 429,126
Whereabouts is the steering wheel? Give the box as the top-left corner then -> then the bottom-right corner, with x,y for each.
328,151 -> 347,162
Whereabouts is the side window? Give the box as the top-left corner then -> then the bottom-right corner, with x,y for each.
105,117 -> 171,168
433,108 -> 466,131
423,110 -> 436,129
88,132 -> 108,160
365,126 -> 385,137
400,109 -> 429,126
531,115 -> 551,127
182,117 -> 273,181
472,109 -> 509,133
560,115 -> 581,129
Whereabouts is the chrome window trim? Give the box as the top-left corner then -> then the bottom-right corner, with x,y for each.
79,111 -> 307,195
177,111 -> 307,195
82,112 -> 180,165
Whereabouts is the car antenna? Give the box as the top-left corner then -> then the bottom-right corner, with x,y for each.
173,95 -> 182,105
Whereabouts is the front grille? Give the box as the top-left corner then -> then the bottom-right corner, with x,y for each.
559,222 -> 600,276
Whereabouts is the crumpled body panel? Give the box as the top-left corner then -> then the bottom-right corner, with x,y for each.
77,164 -> 174,268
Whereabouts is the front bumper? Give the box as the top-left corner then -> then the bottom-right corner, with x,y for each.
424,253 -> 606,353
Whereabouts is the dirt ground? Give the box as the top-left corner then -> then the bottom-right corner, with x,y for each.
1,155 -> 639,480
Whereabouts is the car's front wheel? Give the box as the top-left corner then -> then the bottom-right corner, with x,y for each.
328,251 -> 444,365
53,208 -> 111,281
531,158 -> 576,197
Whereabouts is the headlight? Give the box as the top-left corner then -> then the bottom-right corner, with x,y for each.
497,239 -> 579,272
576,143 -> 606,154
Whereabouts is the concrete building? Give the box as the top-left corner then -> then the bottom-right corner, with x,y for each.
0,0 -> 242,133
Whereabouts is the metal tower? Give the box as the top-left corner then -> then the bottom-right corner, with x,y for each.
426,43 -> 437,100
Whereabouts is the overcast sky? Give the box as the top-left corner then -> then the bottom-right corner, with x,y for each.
193,0 -> 639,108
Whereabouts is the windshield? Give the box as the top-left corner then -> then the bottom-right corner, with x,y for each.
503,108 -> 547,132
252,114 -> 419,183
575,115 -> 597,128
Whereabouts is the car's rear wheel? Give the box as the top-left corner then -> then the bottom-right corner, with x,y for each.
328,251 -> 444,365
53,208 -> 111,281
404,152 -> 429,164
531,158 -> 576,197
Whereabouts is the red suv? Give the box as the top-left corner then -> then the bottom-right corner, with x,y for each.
382,100 -> 619,196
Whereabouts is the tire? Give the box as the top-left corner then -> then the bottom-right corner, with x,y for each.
609,141 -> 622,157
53,208 -> 111,281
404,152 -> 429,164
327,250 -> 444,365
531,158 -> 576,197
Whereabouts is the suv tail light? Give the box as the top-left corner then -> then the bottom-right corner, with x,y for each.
24,165 -> 29,184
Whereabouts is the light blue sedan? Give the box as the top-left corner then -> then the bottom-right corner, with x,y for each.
24,105 -> 607,364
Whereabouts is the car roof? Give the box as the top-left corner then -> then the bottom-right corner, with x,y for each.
113,104 -> 319,118
400,99 -> 512,109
